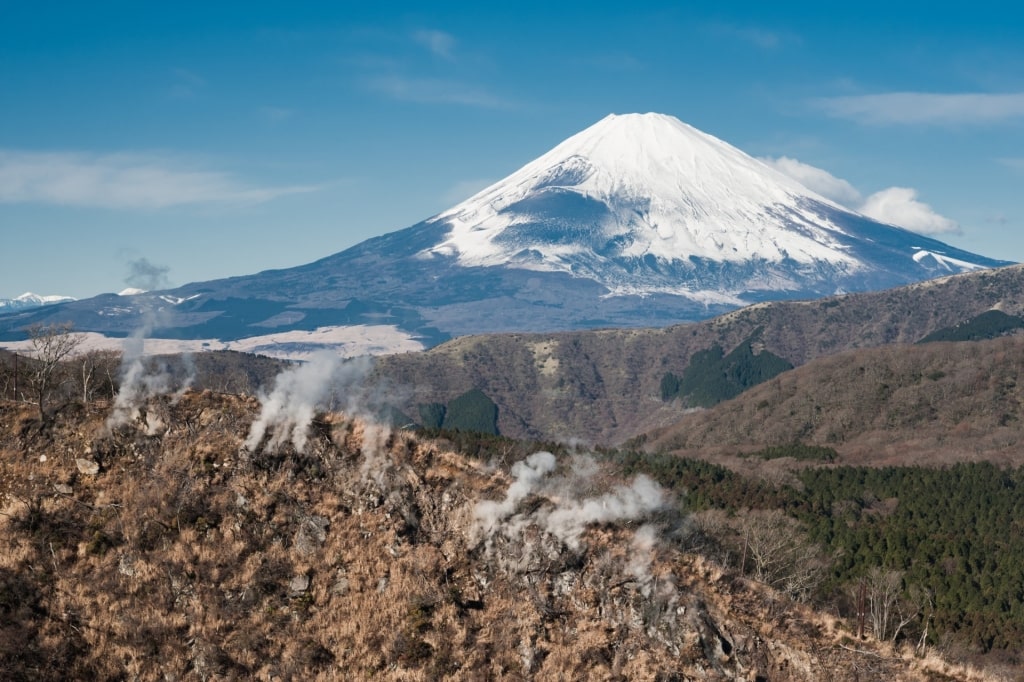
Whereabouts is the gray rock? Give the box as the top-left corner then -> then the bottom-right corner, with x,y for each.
289,574 -> 310,595
54,483 -> 73,495
294,515 -> 330,555
118,554 -> 136,577
76,458 -> 100,476
331,574 -> 350,595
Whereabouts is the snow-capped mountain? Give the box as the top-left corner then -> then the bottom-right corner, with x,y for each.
430,114 -> 853,294
422,113 -> 998,301
0,113 -> 1012,351
0,292 -> 75,312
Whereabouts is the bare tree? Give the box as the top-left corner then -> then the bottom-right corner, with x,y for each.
737,509 -> 826,603
851,568 -> 928,644
73,349 -> 121,404
26,322 -> 84,420
914,588 -> 935,654
892,584 -> 926,644
866,567 -> 901,641
0,352 -> 12,400
863,567 -> 926,643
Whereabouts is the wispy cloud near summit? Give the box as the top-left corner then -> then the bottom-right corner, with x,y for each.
762,156 -> 960,235
704,22 -> 798,50
813,92 -> 1024,125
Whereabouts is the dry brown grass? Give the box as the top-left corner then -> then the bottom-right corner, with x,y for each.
649,335 -> 1024,468
0,391 -> 987,680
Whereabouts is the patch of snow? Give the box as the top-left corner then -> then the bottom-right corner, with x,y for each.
118,288 -> 147,296
98,307 -> 134,316
911,249 -> 987,272
158,293 -> 201,305
0,325 -> 425,362
17,292 -> 74,304
599,284 -> 746,306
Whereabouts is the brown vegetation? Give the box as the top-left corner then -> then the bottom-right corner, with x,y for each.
377,264 -> 1024,445
0,392 -> 991,680
647,335 -> 1024,468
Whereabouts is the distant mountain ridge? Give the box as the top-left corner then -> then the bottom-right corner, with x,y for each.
0,292 -> 75,313
373,264 -> 1024,445
0,113 -> 1010,350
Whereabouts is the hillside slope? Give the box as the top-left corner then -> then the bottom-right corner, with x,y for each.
0,393 -> 977,680
376,264 -> 1024,444
645,335 -> 1024,467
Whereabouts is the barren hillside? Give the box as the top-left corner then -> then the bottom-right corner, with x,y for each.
0,393 -> 988,680
646,335 -> 1024,468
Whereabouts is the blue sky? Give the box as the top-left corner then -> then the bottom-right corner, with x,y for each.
2,1 -> 1022,298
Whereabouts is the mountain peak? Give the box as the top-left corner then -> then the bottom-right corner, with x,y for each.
537,112 -> 812,198
426,112 -> 870,291
0,113 -> 1010,353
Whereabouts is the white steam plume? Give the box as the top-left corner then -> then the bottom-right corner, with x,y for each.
473,451 -> 557,539
541,474 -> 664,550
245,353 -> 378,454
245,351 -> 342,453
105,261 -> 196,431
471,452 -> 666,555
106,312 -> 172,429
358,420 -> 394,486
628,524 -> 660,596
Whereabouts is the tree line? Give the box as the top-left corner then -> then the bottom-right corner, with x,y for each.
0,323 -> 120,419
610,449 -> 1024,657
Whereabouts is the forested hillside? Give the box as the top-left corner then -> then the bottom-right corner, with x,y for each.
612,450 -> 1024,662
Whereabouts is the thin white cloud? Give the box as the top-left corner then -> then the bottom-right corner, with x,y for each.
860,187 -> 960,235
413,29 -> 456,60
573,53 -> 643,72
705,22 -> 796,49
0,150 -> 320,209
365,75 -> 509,108
998,157 -> 1024,171
760,156 -> 862,206
814,92 -> 1024,125
260,106 -> 295,122
765,156 -> 960,235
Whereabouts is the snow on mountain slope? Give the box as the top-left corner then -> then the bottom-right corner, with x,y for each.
423,113 -> 997,298
911,248 -> 987,272
0,113 -> 1011,348
428,113 -> 859,270
0,292 -> 75,311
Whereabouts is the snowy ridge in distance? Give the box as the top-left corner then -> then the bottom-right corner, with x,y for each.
0,292 -> 76,311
